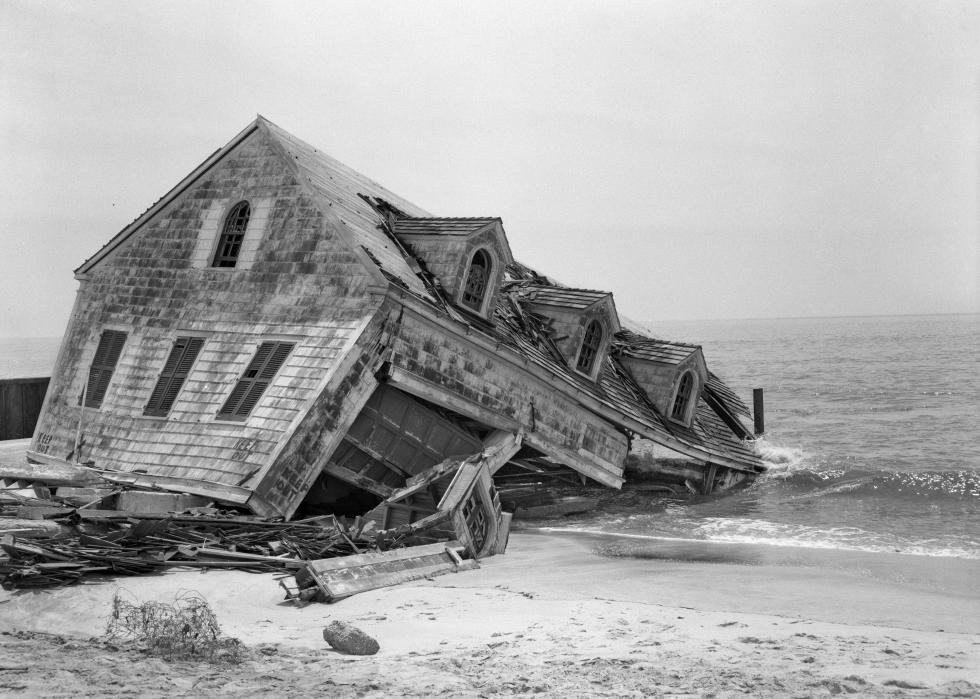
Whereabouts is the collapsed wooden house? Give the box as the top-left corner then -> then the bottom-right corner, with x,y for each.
24,116 -> 763,522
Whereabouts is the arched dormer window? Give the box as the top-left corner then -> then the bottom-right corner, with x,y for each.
576,320 -> 603,375
211,201 -> 250,268
670,370 -> 696,423
460,249 -> 492,311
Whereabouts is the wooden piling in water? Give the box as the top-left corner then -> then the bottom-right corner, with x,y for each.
753,388 -> 765,437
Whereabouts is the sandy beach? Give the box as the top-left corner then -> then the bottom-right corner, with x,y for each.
1,531 -> 978,697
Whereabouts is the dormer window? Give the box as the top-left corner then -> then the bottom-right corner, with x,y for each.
576,320 -> 603,375
670,370 -> 696,423
460,249 -> 492,312
211,201 -> 250,267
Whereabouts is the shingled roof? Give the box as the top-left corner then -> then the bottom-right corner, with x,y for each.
514,284 -> 612,310
262,118 -> 433,298
613,329 -> 701,364
706,371 -> 752,419
393,217 -> 500,236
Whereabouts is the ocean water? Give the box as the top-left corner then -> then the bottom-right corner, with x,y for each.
536,313 -> 980,562
0,336 -> 61,380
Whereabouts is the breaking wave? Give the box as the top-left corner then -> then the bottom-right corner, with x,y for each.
693,517 -> 980,559
754,438 -> 807,473
752,463 -> 980,502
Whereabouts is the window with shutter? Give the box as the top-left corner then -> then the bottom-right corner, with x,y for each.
143,336 -> 204,417
84,330 -> 127,409
211,201 -> 250,268
217,341 -> 294,420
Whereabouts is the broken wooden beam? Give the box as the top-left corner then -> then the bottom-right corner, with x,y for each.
295,541 -> 477,603
0,518 -> 76,538
0,461 -> 103,488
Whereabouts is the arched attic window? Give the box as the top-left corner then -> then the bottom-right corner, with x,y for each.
460,249 -> 492,311
211,201 -> 251,268
670,370 -> 696,423
576,320 -> 603,374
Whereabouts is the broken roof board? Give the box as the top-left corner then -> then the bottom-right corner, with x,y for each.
707,372 -> 752,419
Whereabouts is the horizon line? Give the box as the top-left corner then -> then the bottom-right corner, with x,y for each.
645,310 -> 980,324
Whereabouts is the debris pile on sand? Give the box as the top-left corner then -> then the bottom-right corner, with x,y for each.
105,590 -> 246,664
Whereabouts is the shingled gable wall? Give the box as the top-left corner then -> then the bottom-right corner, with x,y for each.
399,225 -> 510,305
522,298 -> 618,373
29,124 -> 385,508
620,349 -> 708,419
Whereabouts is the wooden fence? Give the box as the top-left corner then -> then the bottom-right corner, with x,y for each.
0,377 -> 50,441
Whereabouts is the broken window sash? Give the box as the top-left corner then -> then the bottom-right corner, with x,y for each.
84,330 -> 127,408
211,200 -> 250,268
462,494 -> 488,552
671,371 -> 695,421
217,341 -> 294,420
460,249 -> 491,310
576,319 -> 602,374
143,336 -> 205,417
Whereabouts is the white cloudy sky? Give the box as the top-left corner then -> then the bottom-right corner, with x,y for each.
2,0 -> 978,338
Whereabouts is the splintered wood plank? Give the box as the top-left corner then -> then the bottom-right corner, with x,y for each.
320,559 -> 470,601
481,430 -> 522,474
322,462 -> 394,498
299,542 -> 477,602
0,458 -> 102,487
303,541 -> 460,574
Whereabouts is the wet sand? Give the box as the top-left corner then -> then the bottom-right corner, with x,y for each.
1,532 -> 978,697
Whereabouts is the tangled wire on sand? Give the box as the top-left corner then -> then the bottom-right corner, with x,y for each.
105,590 -> 246,664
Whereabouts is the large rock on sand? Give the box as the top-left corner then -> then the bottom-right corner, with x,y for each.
322,621 -> 380,655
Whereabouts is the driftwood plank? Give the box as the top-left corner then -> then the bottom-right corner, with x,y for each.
322,558 -> 478,600
0,461 -> 102,487
298,541 -> 476,603
304,541 -> 460,574
192,547 -> 305,569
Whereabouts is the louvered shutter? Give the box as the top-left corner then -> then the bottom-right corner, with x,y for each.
84,330 -> 127,408
144,337 -> 204,416
217,341 -> 294,419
